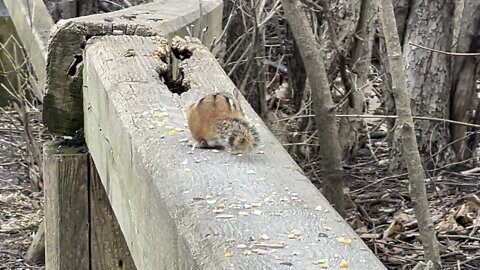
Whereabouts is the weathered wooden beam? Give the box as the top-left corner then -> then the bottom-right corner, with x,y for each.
43,0 -> 223,136
44,141 -> 90,269
83,35 -> 387,269
3,0 -> 53,100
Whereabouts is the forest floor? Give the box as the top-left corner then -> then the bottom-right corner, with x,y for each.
0,109 -> 44,270
0,107 -> 479,270
343,146 -> 480,269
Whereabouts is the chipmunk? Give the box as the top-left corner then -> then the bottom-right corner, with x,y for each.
186,90 -> 259,154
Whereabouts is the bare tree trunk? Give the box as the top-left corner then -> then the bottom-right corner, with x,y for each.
339,0 -> 375,160
389,0 -> 455,170
378,0 -> 442,268
286,25 -> 307,112
281,0 -> 345,215
452,0 -> 465,46
451,0 -> 480,160
374,0 -> 411,132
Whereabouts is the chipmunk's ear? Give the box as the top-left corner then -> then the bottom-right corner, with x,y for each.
233,88 -> 241,101
232,88 -> 244,113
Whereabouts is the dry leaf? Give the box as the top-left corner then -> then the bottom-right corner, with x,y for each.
382,220 -> 405,239
465,194 -> 480,211
455,203 -> 473,227
436,209 -> 460,232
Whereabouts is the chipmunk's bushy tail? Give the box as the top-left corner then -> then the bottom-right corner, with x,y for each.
217,118 -> 259,152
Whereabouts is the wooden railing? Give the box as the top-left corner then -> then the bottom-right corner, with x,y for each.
6,0 -> 387,269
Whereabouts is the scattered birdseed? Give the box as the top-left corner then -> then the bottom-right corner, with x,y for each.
251,202 -> 262,207
340,259 -> 350,268
216,214 -> 234,219
259,234 -> 270,241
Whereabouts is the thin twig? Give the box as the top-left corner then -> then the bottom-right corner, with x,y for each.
336,114 -> 480,129
409,42 -> 480,56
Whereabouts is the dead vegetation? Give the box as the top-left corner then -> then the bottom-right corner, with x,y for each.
0,35 -> 49,269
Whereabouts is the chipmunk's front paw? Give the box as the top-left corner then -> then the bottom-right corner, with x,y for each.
195,140 -> 210,149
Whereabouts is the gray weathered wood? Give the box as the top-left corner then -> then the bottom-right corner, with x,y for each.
44,141 -> 136,269
83,35 -> 387,269
90,156 -> 136,270
3,0 -> 53,100
44,141 -> 89,270
44,0 -> 223,136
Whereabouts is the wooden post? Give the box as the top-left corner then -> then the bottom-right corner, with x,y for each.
44,141 -> 90,269
44,141 -> 135,269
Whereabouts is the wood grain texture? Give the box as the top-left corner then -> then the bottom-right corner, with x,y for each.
44,141 -> 89,270
44,0 -> 222,136
83,35 -> 387,269
89,156 -> 136,270
3,0 -> 53,100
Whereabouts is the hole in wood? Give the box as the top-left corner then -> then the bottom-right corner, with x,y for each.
67,55 -> 83,76
118,259 -> 123,267
161,58 -> 188,94
155,44 -> 192,95
172,46 -> 193,60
